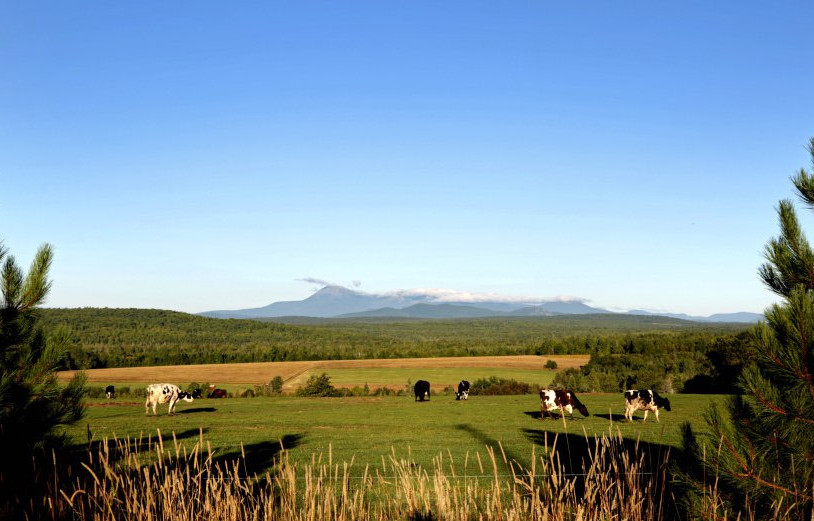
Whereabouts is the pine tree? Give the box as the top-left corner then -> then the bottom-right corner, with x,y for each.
680,139 -> 814,519
759,141 -> 814,296
0,241 -> 86,513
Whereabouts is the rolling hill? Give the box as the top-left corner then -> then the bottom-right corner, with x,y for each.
40,307 -> 753,369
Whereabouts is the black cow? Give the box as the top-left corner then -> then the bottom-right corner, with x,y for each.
414,380 -> 430,401
105,385 -> 115,399
539,389 -> 589,419
624,389 -> 671,422
455,380 -> 470,400
191,388 -> 202,399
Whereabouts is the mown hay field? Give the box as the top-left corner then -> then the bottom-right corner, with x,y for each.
57,354 -> 589,392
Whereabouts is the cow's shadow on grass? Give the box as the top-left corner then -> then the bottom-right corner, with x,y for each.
70,427 -> 210,467
454,424 -> 525,471
592,412 -> 627,422
211,433 -> 304,478
177,407 -> 217,414
523,411 -> 590,421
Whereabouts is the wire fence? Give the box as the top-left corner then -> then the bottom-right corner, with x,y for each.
194,470 -> 660,482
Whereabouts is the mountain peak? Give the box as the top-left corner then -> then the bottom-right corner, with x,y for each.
311,285 -> 359,297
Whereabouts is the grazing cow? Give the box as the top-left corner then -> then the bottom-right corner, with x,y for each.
539,389 -> 589,419
455,380 -> 470,400
208,388 -> 227,399
105,385 -> 115,399
191,388 -> 202,399
145,383 -> 194,416
624,389 -> 671,422
414,380 -> 430,401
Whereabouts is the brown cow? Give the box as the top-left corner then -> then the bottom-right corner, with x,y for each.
208,388 -> 227,398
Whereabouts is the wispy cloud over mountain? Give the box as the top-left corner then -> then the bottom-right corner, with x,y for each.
382,287 -> 589,305
295,279 -> 589,306
298,277 -> 336,287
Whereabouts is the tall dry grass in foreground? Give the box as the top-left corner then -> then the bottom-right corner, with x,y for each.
35,428 -> 673,521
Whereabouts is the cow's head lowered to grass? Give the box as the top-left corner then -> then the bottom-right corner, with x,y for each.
145,383 -> 194,416
539,389 -> 589,419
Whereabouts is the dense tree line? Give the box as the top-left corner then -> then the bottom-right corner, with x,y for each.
40,308 -> 750,374
552,331 -> 752,393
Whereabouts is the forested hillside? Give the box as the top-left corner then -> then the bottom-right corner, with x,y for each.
41,308 -> 751,386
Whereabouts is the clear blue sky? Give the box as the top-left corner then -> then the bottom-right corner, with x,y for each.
2,2 -> 813,316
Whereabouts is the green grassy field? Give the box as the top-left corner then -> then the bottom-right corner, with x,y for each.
67,393 -> 725,477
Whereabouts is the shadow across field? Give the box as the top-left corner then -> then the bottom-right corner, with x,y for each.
88,426 -> 206,447
70,427 -> 210,466
522,428 -> 676,515
454,424 -> 524,471
522,428 -> 673,472
212,433 -> 304,477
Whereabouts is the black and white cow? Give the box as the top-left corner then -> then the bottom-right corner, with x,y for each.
624,389 -> 671,422
105,385 -> 115,399
455,380 -> 470,400
539,389 -> 589,419
414,380 -> 430,401
191,388 -> 203,399
145,383 -> 194,416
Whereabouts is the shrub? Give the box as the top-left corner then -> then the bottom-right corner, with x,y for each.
252,377 -> 286,397
86,386 -> 106,399
470,377 -> 534,396
544,359 -> 558,369
270,376 -> 284,394
341,384 -> 371,397
185,382 -> 210,395
296,373 -> 340,397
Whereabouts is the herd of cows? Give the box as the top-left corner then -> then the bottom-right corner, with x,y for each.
536,388 -> 672,422
413,380 -> 672,422
106,381 -> 672,422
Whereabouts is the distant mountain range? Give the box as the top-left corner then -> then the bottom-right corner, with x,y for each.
199,285 -> 763,323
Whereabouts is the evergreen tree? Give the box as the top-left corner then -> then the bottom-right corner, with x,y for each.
0,241 -> 86,513
680,139 -> 814,519
759,140 -> 814,296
